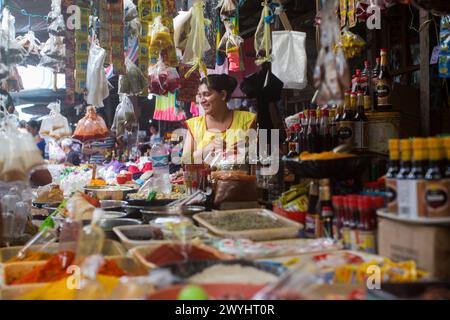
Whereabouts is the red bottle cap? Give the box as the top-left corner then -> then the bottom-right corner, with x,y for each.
381,48 -> 387,53
332,196 -> 344,206
299,112 -> 305,119
364,60 -> 370,67
355,69 -> 361,76
294,123 -> 301,130
192,180 -> 199,189
309,110 -> 317,117
357,196 -> 372,209
322,109 -> 329,117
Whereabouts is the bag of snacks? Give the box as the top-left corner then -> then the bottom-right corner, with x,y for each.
39,101 -> 72,140
72,106 -> 109,142
149,16 -> 172,56
118,58 -> 148,95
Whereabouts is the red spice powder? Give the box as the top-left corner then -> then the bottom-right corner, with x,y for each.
145,244 -> 221,266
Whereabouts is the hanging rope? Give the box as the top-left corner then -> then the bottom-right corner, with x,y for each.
5,4 -> 49,21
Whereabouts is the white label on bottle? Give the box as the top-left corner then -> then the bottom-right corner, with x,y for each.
397,180 -> 411,217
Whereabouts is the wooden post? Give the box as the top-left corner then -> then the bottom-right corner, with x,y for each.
419,9 -> 430,136
53,72 -> 58,92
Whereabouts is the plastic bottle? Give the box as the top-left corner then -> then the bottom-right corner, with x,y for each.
150,137 -> 170,175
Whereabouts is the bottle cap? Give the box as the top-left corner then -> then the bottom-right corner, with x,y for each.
309,110 -> 317,117
299,112 -> 305,119
381,48 -> 387,53
355,69 -> 361,76
370,196 -> 385,209
427,137 -> 441,149
322,109 -> 329,117
332,196 -> 344,206
364,60 -> 370,66
357,196 -> 372,209
389,139 -> 399,150
400,139 -> 412,150
344,90 -> 352,94
294,124 -> 301,130
412,138 -> 427,149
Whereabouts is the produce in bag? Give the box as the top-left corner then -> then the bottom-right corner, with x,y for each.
335,29 -> 366,59
148,60 -> 180,96
39,101 -> 71,139
48,139 -> 66,163
86,41 -> 110,107
0,8 -> 26,67
111,95 -> 137,139
72,106 -> 109,142
217,0 -> 238,19
41,35 -> 65,59
118,59 -> 148,95
149,16 -> 172,56
182,1 -> 211,78
313,0 -> 350,106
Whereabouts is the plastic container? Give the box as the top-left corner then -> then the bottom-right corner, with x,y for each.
273,205 -> 306,225
150,138 -> 169,176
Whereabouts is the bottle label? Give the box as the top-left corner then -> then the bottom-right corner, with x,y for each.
407,180 -> 427,218
360,122 -> 369,149
337,122 -> 354,145
397,180 -> 411,217
425,180 -> 450,217
151,154 -> 169,168
385,178 -> 398,213
305,214 -> 320,238
364,95 -> 372,111
342,227 -> 351,249
354,122 -> 362,149
376,79 -> 392,106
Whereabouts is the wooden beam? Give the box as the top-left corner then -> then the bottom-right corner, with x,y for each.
419,9 -> 430,136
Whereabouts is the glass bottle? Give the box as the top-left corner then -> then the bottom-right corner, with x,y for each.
375,49 -> 393,110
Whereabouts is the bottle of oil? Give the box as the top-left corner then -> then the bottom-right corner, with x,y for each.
425,138 -> 449,217
354,91 -> 369,150
405,138 -> 428,218
396,139 -> 412,217
386,139 -> 400,213
338,91 -> 355,146
375,49 -> 393,110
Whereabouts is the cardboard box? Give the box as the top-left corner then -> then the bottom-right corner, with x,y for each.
378,217 -> 450,280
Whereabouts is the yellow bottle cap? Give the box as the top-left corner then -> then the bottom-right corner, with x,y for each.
412,138 -> 427,149
427,137 -> 441,149
389,139 -> 399,150
400,139 -> 412,150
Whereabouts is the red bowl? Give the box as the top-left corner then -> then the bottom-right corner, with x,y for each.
117,176 -> 127,185
125,172 -> 133,181
147,283 -> 265,300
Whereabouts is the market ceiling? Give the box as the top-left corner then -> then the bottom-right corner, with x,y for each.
7,0 -> 317,42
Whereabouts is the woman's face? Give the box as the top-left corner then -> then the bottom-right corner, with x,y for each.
197,84 -> 226,115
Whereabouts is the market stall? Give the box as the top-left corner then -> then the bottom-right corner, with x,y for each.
1,0 -> 450,302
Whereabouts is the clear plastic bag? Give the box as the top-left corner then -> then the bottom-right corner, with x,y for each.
111,95 -> 137,139
86,42 -> 110,107
217,0 -> 238,19
182,2 -> 211,78
118,59 -> 147,95
48,139 -> 66,163
72,106 -> 109,142
254,2 -> 272,65
173,9 -> 192,50
41,35 -> 65,59
313,0 -> 350,106
39,101 -> 72,139
149,16 -> 172,55
16,31 -> 42,66
148,60 -> 180,96
0,8 -> 26,67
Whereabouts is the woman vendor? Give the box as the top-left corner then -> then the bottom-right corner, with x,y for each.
182,74 -> 256,165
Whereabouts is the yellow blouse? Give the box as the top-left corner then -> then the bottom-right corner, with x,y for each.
183,110 -> 256,161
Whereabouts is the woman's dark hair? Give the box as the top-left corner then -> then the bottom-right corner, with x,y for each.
27,119 -> 41,130
200,74 -> 238,101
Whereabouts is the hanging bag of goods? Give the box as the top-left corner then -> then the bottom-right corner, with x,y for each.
39,101 -> 72,140
73,106 -> 109,142
272,30 -> 307,90
118,58 -> 148,95
183,1 -> 211,78
111,95 -> 137,140
86,41 -> 110,108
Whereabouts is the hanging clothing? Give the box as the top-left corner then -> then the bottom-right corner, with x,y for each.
153,93 -> 186,121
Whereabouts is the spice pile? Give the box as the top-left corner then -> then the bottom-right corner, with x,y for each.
201,212 -> 285,232
145,244 -> 227,266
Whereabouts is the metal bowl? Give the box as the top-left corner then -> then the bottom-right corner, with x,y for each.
100,200 -> 128,211
102,211 -> 128,219
99,218 -> 142,240
84,186 -> 137,201
140,206 -> 206,224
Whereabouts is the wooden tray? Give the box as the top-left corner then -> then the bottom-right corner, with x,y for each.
193,209 -> 303,241
130,243 -> 234,271
0,240 -> 126,263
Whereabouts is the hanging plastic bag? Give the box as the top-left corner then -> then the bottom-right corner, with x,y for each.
173,10 -> 192,51
86,42 -> 110,107
118,59 -> 148,95
73,106 -> 109,142
254,1 -> 272,66
217,0 -> 238,19
41,35 -> 65,59
16,31 -> 42,66
48,139 -> 66,163
336,29 -> 366,59
272,30 -> 307,90
182,1 -> 211,78
149,16 -> 172,56
0,8 -> 26,66
111,95 -> 137,139
148,60 -> 180,96
313,0 -> 350,106
39,102 -> 72,140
